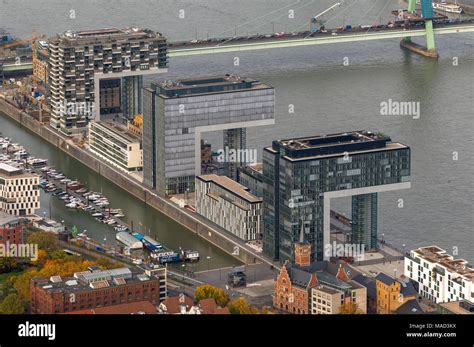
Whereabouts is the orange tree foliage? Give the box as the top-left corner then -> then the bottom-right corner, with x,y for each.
227,297 -> 260,314
12,257 -> 99,301
338,301 -> 364,314
194,284 -> 230,307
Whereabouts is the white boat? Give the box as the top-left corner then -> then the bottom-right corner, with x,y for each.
116,231 -> 143,249
66,202 -> 77,209
114,213 -> 125,218
433,1 -> 463,14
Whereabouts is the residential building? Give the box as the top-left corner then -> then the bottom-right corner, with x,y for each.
158,295 -> 195,314
375,272 -> 418,314
404,245 -> 474,304
88,120 -> 143,173
142,75 -> 275,195
195,174 -> 262,241
30,266 -> 167,314
263,130 -> 411,262
0,163 -> 40,216
33,40 -> 49,84
310,269 -> 367,314
274,226 -> 366,314
48,27 -> 168,135
0,211 -> 24,245
352,273 -> 377,313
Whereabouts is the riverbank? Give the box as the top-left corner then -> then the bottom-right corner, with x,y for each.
0,97 -> 274,268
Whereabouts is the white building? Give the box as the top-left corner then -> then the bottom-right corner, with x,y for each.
196,174 -> 262,241
405,245 -> 474,304
0,163 -> 40,216
89,120 -> 143,173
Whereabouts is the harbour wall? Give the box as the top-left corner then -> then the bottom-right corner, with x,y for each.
0,98 -> 272,267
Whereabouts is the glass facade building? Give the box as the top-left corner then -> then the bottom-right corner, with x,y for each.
263,130 -> 411,263
142,75 -> 275,196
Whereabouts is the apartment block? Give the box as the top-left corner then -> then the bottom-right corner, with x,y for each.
196,174 -> 262,241
405,245 -> 474,304
0,163 -> 40,216
48,27 -> 167,135
88,120 -> 143,173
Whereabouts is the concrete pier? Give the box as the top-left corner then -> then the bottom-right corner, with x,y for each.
400,39 -> 439,59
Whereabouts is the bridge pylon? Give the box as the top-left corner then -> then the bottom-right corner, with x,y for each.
400,0 -> 439,58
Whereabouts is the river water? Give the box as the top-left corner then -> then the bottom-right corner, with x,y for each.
1,0 -> 473,263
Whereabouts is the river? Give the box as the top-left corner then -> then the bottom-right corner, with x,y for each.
0,0 -> 473,262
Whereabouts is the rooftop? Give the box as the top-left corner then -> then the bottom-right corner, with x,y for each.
410,245 -> 474,281
0,211 -> 20,227
53,27 -> 165,44
151,74 -> 272,98
91,121 -> 141,143
0,163 -> 37,178
267,130 -> 408,161
197,174 -> 262,204
32,267 -> 162,295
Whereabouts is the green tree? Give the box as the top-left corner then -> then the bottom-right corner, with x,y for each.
0,293 -> 25,314
227,297 -> 259,314
194,285 -> 230,307
0,258 -> 18,273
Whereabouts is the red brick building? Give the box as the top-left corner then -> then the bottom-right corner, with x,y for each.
30,267 -> 167,314
0,211 -> 24,245
274,230 -> 319,314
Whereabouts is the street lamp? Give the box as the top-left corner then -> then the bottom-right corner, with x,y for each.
381,233 -> 385,247
402,243 -> 406,256
206,256 -> 211,272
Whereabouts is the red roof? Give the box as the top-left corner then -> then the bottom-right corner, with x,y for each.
160,295 -> 194,314
198,298 -> 230,314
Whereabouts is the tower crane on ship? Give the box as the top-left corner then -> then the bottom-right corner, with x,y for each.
310,2 -> 342,33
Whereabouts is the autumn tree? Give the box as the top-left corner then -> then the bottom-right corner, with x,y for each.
227,297 -> 259,314
0,293 -> 25,314
338,301 -> 364,314
194,285 -> 230,307
27,232 -> 59,253
0,257 -> 18,273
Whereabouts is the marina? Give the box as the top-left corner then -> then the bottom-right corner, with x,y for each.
0,132 -> 200,266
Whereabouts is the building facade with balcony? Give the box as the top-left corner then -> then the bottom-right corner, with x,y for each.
48,27 -> 168,135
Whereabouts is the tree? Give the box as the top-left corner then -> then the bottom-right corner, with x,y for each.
338,301 -> 364,314
0,293 -> 25,314
227,297 -> 259,314
27,232 -> 59,253
0,258 -> 18,273
194,285 -> 230,307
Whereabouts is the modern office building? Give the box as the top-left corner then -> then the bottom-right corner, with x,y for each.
88,120 -> 143,173
263,130 -> 411,262
48,27 -> 168,135
142,75 -> 275,196
237,163 -> 263,198
405,246 -> 474,304
196,174 -> 262,241
0,163 -> 40,216
30,266 -> 167,314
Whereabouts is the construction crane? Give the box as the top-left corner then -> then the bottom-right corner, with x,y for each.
310,3 -> 342,32
0,31 -> 46,50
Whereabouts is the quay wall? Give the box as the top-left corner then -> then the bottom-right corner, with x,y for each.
0,98 -> 268,266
